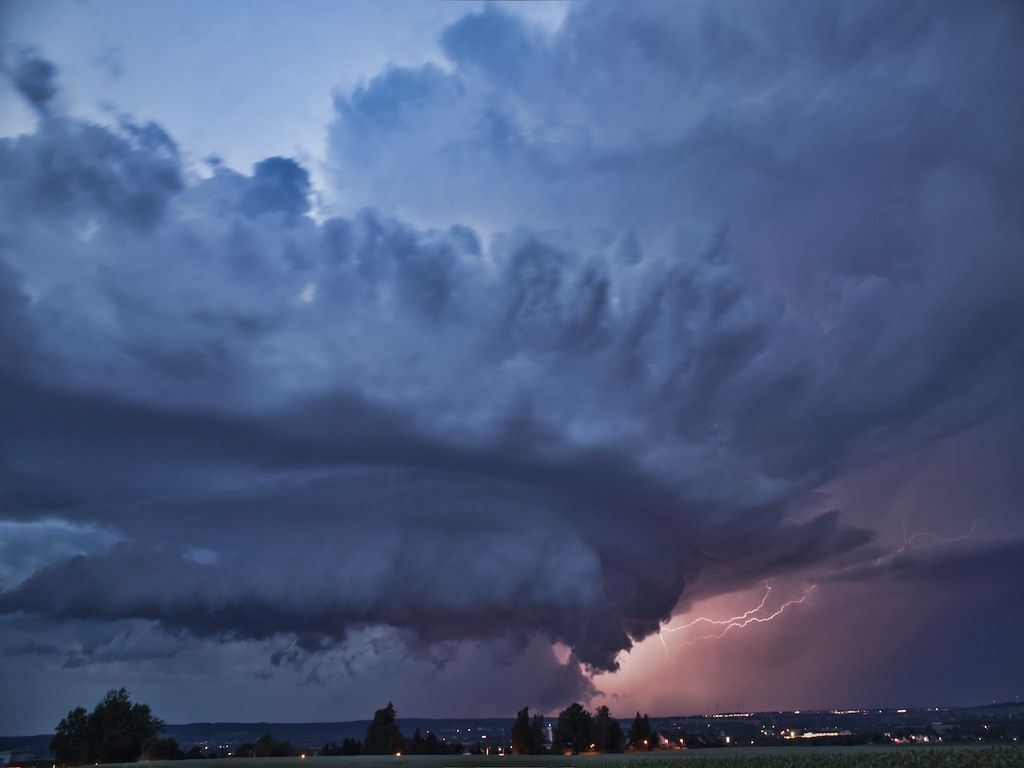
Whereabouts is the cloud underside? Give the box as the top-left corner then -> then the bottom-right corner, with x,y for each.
1,0 -> 1023,694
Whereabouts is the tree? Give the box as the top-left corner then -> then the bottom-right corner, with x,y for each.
643,715 -> 656,750
554,703 -> 592,755
421,732 -> 442,754
141,737 -> 181,761
511,708 -> 532,755
91,688 -> 165,763
248,734 -> 294,757
529,714 -> 547,754
362,702 -> 405,755
319,740 -> 362,757
512,708 -> 548,755
628,712 -> 652,751
52,707 -> 90,767
592,706 -> 623,752
51,689 -> 164,766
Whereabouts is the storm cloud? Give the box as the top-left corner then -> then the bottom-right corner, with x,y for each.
1,0 -> 1023,725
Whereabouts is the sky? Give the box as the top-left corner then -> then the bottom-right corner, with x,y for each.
0,0 -> 1023,736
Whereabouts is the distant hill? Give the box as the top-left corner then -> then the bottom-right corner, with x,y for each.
0,733 -> 51,760
161,718 -> 515,752
961,701 -> 1024,715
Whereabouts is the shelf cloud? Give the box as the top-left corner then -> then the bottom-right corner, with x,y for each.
1,0 -> 1022,722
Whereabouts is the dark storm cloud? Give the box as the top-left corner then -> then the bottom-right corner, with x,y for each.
4,48 -> 59,113
822,537 -> 1024,587
0,111 -> 181,231
0,367 -> 868,671
240,157 -> 311,219
2,0 -> 1023,707
0,259 -> 34,367
3,640 -> 62,658
0,517 -> 121,591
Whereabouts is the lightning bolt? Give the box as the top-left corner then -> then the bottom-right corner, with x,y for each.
904,512 -> 981,549
656,509 -> 980,660
669,584 -> 774,631
876,507 -> 982,565
906,519 -> 981,547
659,584 -> 815,654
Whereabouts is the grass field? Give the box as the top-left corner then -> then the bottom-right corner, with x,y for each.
106,747 -> 1024,768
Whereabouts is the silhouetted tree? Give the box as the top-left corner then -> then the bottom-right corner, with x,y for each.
628,712 -> 652,751
320,739 -> 363,756
406,729 -> 447,755
645,716 -> 658,750
424,732 -> 440,754
141,737 -> 181,761
511,708 -> 532,755
512,710 -> 547,754
554,703 -> 593,754
252,734 -> 294,757
529,714 -> 547,754
52,707 -> 90,767
592,706 -> 623,752
362,702 -> 405,754
51,689 -> 164,766
408,728 -> 423,754
236,734 -> 293,758
340,737 -> 362,755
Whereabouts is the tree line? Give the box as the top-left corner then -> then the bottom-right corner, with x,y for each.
51,691 -> 662,765
49,695 -> 464,765
351,702 -> 466,755
515,703 -> 658,754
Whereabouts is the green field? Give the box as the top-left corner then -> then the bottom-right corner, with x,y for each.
106,747 -> 1024,768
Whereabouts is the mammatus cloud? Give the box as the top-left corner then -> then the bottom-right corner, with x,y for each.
1,0 -> 1023,710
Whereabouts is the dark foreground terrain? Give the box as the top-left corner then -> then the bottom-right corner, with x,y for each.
96,747 -> 1024,768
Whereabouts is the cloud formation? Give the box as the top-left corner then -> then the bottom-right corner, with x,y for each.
1,0 -> 1023,719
